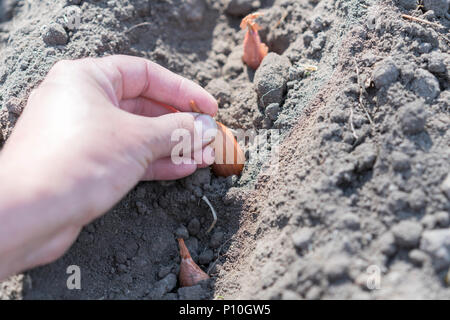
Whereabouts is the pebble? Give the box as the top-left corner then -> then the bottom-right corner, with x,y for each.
323,255 -> 349,281
378,232 -> 397,256
392,220 -> 423,248
42,23 -> 68,46
225,0 -> 257,16
187,218 -> 201,236
411,69 -> 440,102
435,211 -> 450,227
408,249 -> 428,266
158,265 -> 172,279
423,0 -> 449,17
418,42 -> 432,54
185,237 -> 199,255
265,103 -> 280,121
210,231 -> 224,249
64,0 -> 82,5
398,100 -> 427,135
398,0 -> 418,10
427,52 -> 447,74
149,273 -> 177,299
372,58 -> 399,88
391,151 -> 410,171
199,249 -> 214,265
178,284 -> 206,300
175,226 -> 189,240
421,214 -> 437,229
181,0 -> 205,22
291,227 -> 313,250
420,229 -> 450,270
254,53 -> 291,108
339,213 -> 360,230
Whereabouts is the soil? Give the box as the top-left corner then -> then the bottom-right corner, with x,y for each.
0,0 -> 449,300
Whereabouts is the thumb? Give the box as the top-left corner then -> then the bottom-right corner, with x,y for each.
136,112 -> 218,163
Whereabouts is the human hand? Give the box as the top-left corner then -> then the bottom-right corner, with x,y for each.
0,55 -> 218,279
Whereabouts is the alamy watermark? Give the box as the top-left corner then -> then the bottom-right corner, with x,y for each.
66,265 -> 81,290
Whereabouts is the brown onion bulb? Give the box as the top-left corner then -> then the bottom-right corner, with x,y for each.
211,122 -> 245,177
178,238 -> 210,287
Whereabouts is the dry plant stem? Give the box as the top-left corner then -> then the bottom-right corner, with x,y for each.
354,59 -> 373,126
202,195 -> 217,233
401,14 -> 450,44
124,22 -> 152,34
349,106 -> 358,141
401,14 -> 443,29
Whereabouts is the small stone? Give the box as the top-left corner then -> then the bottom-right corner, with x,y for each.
411,69 -> 440,102
178,284 -> 206,300
210,231 -> 224,249
440,174 -> 450,199
391,151 -> 410,171
408,189 -> 426,211
423,0 -> 449,17
158,265 -> 172,279
303,31 -> 314,47
265,103 -> 280,120
372,58 -> 399,88
418,43 -> 432,54
421,215 -> 436,229
291,228 -> 313,250
398,0 -> 418,10
175,226 -> 189,240
254,53 -> 291,108
42,23 -> 68,46
378,232 -> 397,256
408,249 -> 428,266
185,237 -> 199,255
135,201 -> 148,215
392,220 -> 423,248
198,249 -> 214,265
64,0 -> 82,5
323,255 -> 349,281
427,52 -> 448,74
149,273 -> 177,299
398,100 -> 427,135
182,0 -> 205,22
354,143 -> 377,172
5,97 -> 22,115
187,218 -> 201,236
339,213 -> 360,230
436,211 -> 450,227
225,0 -> 255,16
420,229 -> 450,270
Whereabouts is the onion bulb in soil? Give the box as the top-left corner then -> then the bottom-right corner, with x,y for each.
178,238 -> 210,287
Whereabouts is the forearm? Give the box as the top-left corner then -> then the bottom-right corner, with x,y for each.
0,157 -> 81,280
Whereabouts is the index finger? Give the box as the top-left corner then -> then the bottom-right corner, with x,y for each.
94,55 -> 218,116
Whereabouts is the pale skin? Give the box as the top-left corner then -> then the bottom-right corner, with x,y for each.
0,55 -> 218,280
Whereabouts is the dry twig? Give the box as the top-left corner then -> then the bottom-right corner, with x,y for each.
202,195 -> 217,233
124,22 -> 152,34
354,58 -> 373,126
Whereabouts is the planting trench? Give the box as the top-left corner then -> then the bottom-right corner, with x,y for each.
0,0 -> 449,299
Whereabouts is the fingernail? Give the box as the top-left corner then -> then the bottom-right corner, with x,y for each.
194,114 -> 217,144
